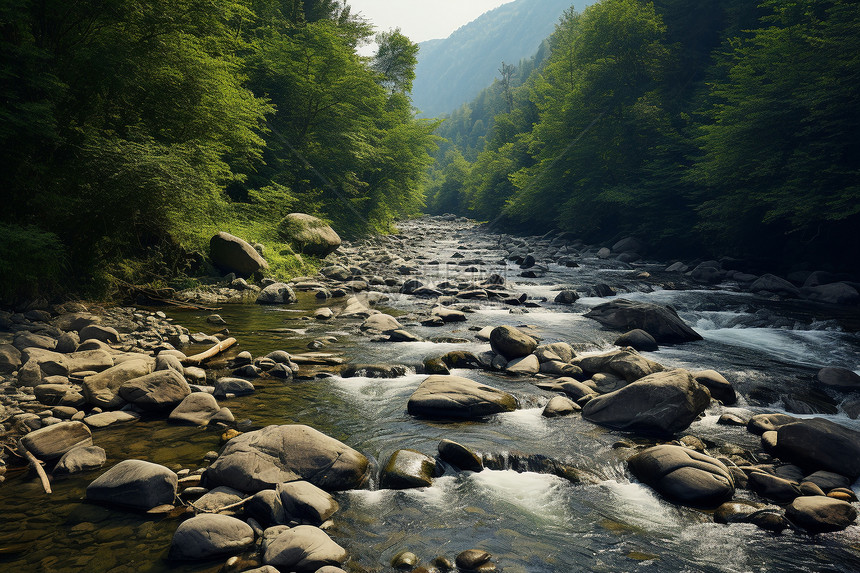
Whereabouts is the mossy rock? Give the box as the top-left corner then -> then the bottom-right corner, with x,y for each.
277,213 -> 341,257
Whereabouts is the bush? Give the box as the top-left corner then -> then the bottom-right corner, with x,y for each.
0,223 -> 67,302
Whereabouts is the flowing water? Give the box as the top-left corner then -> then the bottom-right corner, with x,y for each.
2,217 -> 860,572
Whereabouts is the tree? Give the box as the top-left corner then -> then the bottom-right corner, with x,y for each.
372,29 -> 419,93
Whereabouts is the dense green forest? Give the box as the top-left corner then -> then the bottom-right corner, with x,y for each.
426,0 -> 860,273
0,0 -> 437,300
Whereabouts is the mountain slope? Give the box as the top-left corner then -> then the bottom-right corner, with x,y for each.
412,0 -> 587,117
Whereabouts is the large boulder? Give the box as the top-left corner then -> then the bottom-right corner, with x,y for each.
0,344 -> 22,373
804,283 -> 860,305
584,299 -> 702,343
81,359 -> 153,409
256,283 -> 297,305
380,449 -> 436,489
575,349 -> 664,383
489,325 -> 537,359
582,369 -> 711,435
815,367 -> 860,390
787,496 -> 858,534
749,274 -> 801,297
278,481 -> 339,525
628,445 -> 734,507
774,418 -> 860,479
20,421 -> 92,460
169,393 -> 232,426
262,525 -> 347,571
693,370 -> 737,405
118,369 -> 191,411
210,232 -> 269,277
407,375 -> 518,419
169,514 -> 255,560
204,424 -> 369,493
86,460 -> 178,510
277,213 -> 341,257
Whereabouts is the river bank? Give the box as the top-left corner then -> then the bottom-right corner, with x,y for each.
1,215 -> 860,572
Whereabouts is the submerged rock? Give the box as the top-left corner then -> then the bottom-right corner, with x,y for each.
86,460 -> 178,510
628,445 -> 734,507
407,375 -> 517,419
584,299 -> 702,343
53,445 -> 107,476
582,369 -> 710,435
204,424 -> 369,493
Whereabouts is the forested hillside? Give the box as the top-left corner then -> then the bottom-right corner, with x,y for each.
0,0 -> 437,300
426,0 -> 860,273
412,0 -> 580,117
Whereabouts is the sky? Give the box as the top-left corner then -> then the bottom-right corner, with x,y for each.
349,0 -> 516,55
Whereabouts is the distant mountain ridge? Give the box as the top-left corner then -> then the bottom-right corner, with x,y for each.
412,0 -> 582,117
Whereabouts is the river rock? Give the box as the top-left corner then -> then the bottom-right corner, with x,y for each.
456,549 -> 493,571
204,424 -> 369,492
786,496 -> 858,533
407,375 -> 517,419
582,369 -> 710,435
554,290 -> 579,304
277,213 -> 341,256
278,481 -> 339,525
489,325 -> 537,359
816,367 -> 860,390
536,342 -> 576,363
246,489 -> 287,527
118,369 -> 191,411
438,439 -> 483,472
194,486 -> 245,512
169,393 -> 232,426
214,377 -> 255,397
13,332 -> 57,351
257,283 -> 297,305
0,344 -> 22,373
749,274 -> 801,297
381,449 -> 436,489
210,231 -> 269,277
802,470 -> 851,492
774,418 -> 860,478
34,384 -> 86,407
86,459 -> 178,510
169,514 -> 255,560
693,370 -> 737,404
262,525 -> 347,570
804,283 -> 860,305
53,445 -> 107,476
21,421 -> 93,460
360,313 -> 402,332
84,410 -> 141,428
155,353 -> 184,373
613,329 -> 658,351
583,299 -> 702,343
748,471 -> 801,503
747,413 -> 797,435
575,349 -> 664,383
542,395 -> 580,418
505,354 -> 539,375
628,445 -> 734,507
81,359 -> 153,409
79,324 -> 120,344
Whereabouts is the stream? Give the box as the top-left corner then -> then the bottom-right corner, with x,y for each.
2,216 -> 860,572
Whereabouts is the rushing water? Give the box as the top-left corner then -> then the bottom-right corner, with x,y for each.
2,217 -> 860,572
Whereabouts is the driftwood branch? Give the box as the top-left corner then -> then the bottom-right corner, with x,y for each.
17,439 -> 51,494
182,337 -> 237,366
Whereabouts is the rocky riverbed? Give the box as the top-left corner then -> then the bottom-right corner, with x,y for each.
1,215 -> 860,572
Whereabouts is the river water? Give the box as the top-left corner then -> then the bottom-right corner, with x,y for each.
1,216 -> 859,572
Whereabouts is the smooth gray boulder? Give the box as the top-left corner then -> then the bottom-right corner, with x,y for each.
210,231 -> 269,277
169,393 -> 232,426
380,449 -> 436,489
584,299 -> 702,343
407,375 -> 517,419
81,359 -> 153,409
438,439 -> 483,472
816,367 -> 860,390
79,324 -> 120,344
787,496 -> 858,533
582,369 -> 711,435
0,344 -> 22,373
214,377 -> 255,397
489,325 -> 537,359
693,370 -> 737,404
277,213 -> 341,257
576,349 -> 664,383
21,421 -> 93,460
278,481 -> 339,525
34,384 -> 86,408
118,369 -> 191,411
262,525 -> 347,571
360,313 -> 402,332
53,446 -> 107,476
257,282 -> 297,305
774,418 -> 860,479
613,329 -> 658,352
804,283 -> 860,305
749,274 -> 801,297
204,424 -> 369,493
13,332 -> 57,351
193,486 -> 245,513
542,395 -> 580,418
169,514 -> 255,560
628,445 -> 734,507
86,460 -> 178,510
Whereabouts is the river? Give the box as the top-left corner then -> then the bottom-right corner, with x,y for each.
1,216 -> 859,572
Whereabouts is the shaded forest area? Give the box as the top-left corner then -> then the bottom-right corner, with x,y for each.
0,0 -> 437,300
426,0 -> 860,275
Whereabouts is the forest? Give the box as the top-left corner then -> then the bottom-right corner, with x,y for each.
0,0 -> 437,300
426,0 -> 860,274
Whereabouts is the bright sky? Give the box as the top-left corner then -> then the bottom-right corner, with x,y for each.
349,0 -> 516,55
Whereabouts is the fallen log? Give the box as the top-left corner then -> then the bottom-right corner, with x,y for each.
182,337 -> 237,366
17,439 -> 51,494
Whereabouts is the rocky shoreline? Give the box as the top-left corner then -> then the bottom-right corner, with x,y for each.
1,214 -> 859,572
